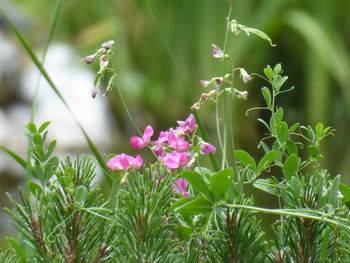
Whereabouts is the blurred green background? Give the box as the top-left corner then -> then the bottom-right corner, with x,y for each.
1,0 -> 350,247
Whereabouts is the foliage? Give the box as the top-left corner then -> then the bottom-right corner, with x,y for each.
2,0 -> 350,262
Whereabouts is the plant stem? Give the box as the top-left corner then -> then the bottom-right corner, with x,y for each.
222,204 -> 343,226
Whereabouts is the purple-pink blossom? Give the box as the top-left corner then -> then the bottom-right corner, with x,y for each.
107,153 -> 143,171
130,125 -> 154,150
200,141 -> 216,155
168,129 -> 189,152
162,151 -> 189,170
173,178 -> 190,197
176,114 -> 197,134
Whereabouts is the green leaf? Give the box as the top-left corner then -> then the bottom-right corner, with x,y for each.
270,107 -> 284,134
257,150 -> 278,173
257,118 -> 270,131
27,181 -> 44,198
171,197 -> 212,215
320,227 -> 332,263
0,144 -> 27,169
245,27 -> 276,47
308,145 -> 319,159
75,185 -> 89,205
45,140 -> 57,160
25,123 -> 37,134
209,168 -> 233,202
181,171 -> 212,201
328,175 -> 340,207
274,108 -> 284,124
340,183 -> 350,203
283,154 -> 298,180
33,135 -> 43,146
259,141 -> 270,153
194,167 -> 213,182
43,156 -> 59,183
264,65 -> 273,81
253,178 -> 279,196
274,63 -> 282,74
58,176 -> 73,189
315,122 -> 324,139
38,121 -> 51,133
261,87 -> 272,107
286,140 -> 298,155
235,150 -> 256,172
177,225 -> 193,241
316,176 -> 326,209
289,123 -> 300,133
277,121 -> 289,145
272,75 -> 288,92
6,237 -> 26,263
291,176 -> 301,197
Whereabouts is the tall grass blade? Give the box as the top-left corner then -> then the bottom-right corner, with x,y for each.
31,0 -> 63,122
0,145 -> 26,169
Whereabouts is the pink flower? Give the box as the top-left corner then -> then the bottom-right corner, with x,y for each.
152,131 -> 169,157
200,79 -> 211,88
154,131 -> 168,146
173,178 -> 190,197
239,68 -> 252,83
107,153 -> 143,171
212,44 -> 229,60
200,141 -> 216,155
130,125 -> 154,150
176,114 -> 197,134
168,129 -> 189,152
162,151 -> 189,170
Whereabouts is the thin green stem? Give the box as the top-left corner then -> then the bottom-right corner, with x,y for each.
115,83 -> 142,137
222,204 -> 343,226
219,2 -> 232,170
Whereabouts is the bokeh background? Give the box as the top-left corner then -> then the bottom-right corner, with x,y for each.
1,0 -> 349,247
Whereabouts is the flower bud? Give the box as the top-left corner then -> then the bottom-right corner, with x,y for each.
240,91 -> 248,100
91,87 -> 98,98
81,54 -> 97,64
102,40 -> 115,49
191,102 -> 201,110
239,68 -> 252,83
212,44 -> 229,60
200,80 -> 211,88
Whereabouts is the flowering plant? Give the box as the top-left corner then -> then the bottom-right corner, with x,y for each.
2,1 -> 350,263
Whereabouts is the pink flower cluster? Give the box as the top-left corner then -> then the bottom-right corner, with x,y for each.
106,114 -> 216,197
106,153 -> 143,171
130,114 -> 216,171
106,112 -> 216,199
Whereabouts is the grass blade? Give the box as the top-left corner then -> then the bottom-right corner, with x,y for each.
31,0 -> 63,123
0,145 -> 27,169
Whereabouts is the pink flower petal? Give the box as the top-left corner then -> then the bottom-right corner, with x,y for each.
130,136 -> 145,150
142,125 -> 154,143
200,142 -> 216,155
176,114 -> 197,134
168,130 -> 189,152
106,153 -> 143,171
173,178 -> 190,197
